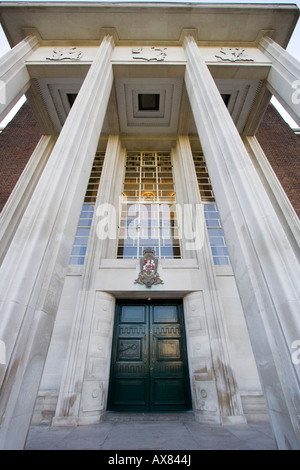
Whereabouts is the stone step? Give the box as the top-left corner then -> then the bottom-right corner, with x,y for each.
104,411 -> 196,422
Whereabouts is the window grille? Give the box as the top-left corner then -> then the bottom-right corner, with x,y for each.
193,153 -> 230,265
69,152 -> 105,265
117,151 -> 181,259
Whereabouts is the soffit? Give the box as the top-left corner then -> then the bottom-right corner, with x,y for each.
0,3 -> 298,48
31,72 -> 264,137
114,77 -> 184,136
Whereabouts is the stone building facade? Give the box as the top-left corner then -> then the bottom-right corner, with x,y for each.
0,2 -> 299,450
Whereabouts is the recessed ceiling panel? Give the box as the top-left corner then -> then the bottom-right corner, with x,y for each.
115,78 -> 183,135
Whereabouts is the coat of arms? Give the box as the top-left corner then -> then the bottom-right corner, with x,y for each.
135,247 -> 164,288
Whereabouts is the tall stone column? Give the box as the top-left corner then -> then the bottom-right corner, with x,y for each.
0,35 -> 38,122
0,35 -> 114,450
184,35 -> 300,449
259,36 -> 300,127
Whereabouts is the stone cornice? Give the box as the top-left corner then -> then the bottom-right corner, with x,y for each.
0,2 -> 298,49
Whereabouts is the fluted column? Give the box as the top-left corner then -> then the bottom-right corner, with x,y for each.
259,36 -> 300,127
184,35 -> 300,449
0,35 -> 114,449
0,35 -> 38,122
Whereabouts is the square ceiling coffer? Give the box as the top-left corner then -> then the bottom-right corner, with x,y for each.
115,78 -> 184,133
138,93 -> 160,111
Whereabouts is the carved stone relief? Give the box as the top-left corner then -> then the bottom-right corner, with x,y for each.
193,382 -> 218,414
132,47 -> 167,62
215,47 -> 254,62
46,47 -> 83,61
135,247 -> 164,287
81,381 -> 105,413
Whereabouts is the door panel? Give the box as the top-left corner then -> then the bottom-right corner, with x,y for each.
110,304 -> 149,411
113,379 -> 147,407
152,379 -> 186,406
150,306 -> 188,411
109,301 -> 191,412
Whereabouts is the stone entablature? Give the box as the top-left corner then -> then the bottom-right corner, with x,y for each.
26,44 -> 271,66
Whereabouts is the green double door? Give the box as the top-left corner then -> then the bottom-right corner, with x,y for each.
108,300 -> 191,412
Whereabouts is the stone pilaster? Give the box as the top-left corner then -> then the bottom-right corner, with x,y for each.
184,35 -> 300,449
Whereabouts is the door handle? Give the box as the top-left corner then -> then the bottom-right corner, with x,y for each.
152,335 -> 156,364
143,334 -> 147,363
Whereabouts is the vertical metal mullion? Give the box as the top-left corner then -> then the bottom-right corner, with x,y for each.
156,153 -> 161,257
155,151 -> 159,202
139,152 -> 142,202
137,152 -> 142,257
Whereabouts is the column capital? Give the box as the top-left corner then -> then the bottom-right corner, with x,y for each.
258,35 -> 300,126
99,33 -> 115,47
0,35 -> 39,122
259,35 -> 300,74
183,33 -> 197,44
179,29 -> 198,45
182,34 -> 200,53
99,28 -> 118,45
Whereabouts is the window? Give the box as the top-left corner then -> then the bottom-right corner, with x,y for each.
69,152 -> 105,265
117,151 -> 180,259
67,93 -> 77,108
221,93 -> 231,107
193,152 -> 230,265
138,94 -> 160,111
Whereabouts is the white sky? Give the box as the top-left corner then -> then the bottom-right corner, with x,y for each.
0,0 -> 300,127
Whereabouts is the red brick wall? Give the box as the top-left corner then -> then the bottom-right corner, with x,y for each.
256,103 -> 300,218
0,101 -> 42,213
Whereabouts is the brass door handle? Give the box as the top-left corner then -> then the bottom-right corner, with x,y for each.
152,335 -> 156,364
143,334 -> 147,363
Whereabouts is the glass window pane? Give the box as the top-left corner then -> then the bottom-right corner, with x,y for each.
117,151 -> 181,260
153,305 -> 178,323
120,305 -> 146,323
209,236 -> 225,247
